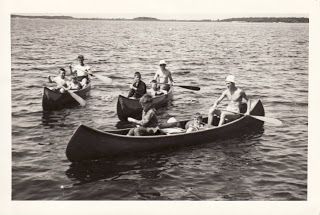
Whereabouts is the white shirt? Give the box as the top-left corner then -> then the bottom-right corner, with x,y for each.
73,64 -> 91,76
52,76 -> 67,87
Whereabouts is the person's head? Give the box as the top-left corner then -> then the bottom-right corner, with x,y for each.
150,79 -> 158,90
59,68 -> 66,78
225,75 -> 235,89
159,60 -> 166,69
71,77 -> 78,84
77,55 -> 85,64
139,94 -> 153,111
134,72 -> 142,83
193,112 -> 203,125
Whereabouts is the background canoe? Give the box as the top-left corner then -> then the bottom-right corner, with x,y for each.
66,100 -> 265,162
42,83 -> 91,111
116,87 -> 174,121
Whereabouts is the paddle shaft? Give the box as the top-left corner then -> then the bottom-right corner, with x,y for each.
62,87 -> 86,106
158,83 -> 200,91
221,109 -> 283,126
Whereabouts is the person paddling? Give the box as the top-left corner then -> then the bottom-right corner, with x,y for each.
127,94 -> 159,136
69,55 -> 92,87
208,75 -> 250,127
128,72 -> 147,99
48,68 -> 68,93
153,60 -> 174,91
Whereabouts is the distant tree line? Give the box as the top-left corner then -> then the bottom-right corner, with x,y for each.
218,17 -> 309,23
11,15 -> 309,23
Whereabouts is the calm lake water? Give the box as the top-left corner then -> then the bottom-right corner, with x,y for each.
11,18 -> 308,200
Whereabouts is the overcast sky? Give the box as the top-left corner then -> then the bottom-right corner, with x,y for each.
10,0 -> 310,19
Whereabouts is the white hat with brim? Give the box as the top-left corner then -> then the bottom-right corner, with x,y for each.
159,60 -> 166,65
225,75 -> 235,83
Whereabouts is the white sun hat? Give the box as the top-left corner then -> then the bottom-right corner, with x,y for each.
225,75 -> 235,83
167,117 -> 178,123
159,60 -> 167,65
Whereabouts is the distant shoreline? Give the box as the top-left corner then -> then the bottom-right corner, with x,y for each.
11,15 -> 309,23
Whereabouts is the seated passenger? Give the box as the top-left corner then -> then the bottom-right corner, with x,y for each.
48,68 -> 69,93
66,77 -> 82,91
148,80 -> 168,97
185,112 -> 205,133
128,72 -> 147,99
127,94 -> 158,136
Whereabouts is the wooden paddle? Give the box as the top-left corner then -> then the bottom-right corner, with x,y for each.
62,87 -> 86,107
222,109 -> 283,126
90,73 -> 112,84
158,83 -> 200,91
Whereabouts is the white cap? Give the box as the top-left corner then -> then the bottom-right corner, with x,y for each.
167,117 -> 177,123
159,60 -> 167,65
225,75 -> 235,83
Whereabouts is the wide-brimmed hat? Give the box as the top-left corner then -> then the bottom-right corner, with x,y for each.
159,60 -> 166,65
225,75 -> 235,83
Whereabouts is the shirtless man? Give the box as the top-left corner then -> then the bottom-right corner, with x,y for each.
208,75 -> 250,127
153,60 -> 174,91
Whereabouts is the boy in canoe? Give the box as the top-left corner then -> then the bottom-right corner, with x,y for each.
48,68 -> 69,93
208,75 -> 250,127
127,94 -> 159,136
66,77 -> 82,91
153,60 -> 174,91
148,80 -> 168,97
69,55 -> 92,87
185,112 -> 205,133
128,72 -> 147,99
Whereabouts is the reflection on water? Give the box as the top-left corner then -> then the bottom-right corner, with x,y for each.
41,110 -> 71,128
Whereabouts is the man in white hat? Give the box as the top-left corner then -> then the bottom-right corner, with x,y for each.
153,60 -> 174,91
207,75 -> 250,127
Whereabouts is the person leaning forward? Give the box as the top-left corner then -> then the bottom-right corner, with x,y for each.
127,94 -> 159,136
128,72 -> 147,99
207,75 -> 250,127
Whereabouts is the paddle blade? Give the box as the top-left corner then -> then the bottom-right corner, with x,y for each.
176,85 -> 200,91
93,73 -> 112,84
250,115 -> 283,126
67,90 -> 86,106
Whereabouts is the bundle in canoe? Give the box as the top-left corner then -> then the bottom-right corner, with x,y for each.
42,83 -> 91,111
116,87 -> 173,121
66,100 -> 265,162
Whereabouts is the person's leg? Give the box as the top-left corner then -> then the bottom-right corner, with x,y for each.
218,112 -> 226,126
207,107 -> 215,126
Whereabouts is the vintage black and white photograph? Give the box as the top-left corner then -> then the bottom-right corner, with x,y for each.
2,0 -> 320,213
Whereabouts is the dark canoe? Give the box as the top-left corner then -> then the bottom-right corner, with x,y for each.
66,100 -> 265,162
42,83 -> 91,111
116,87 -> 174,121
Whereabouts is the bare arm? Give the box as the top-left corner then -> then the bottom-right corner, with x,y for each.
168,71 -> 174,83
153,70 -> 159,82
212,91 -> 227,108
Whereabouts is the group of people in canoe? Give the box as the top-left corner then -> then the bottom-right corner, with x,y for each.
48,55 -> 92,93
47,55 -> 250,136
126,69 -> 250,136
127,60 -> 173,99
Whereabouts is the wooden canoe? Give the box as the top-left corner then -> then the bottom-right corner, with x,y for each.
66,100 -> 265,162
42,83 -> 91,111
116,87 -> 174,121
